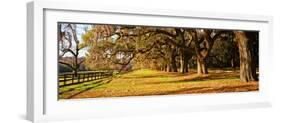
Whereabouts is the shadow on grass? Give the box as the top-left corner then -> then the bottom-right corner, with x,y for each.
120,75 -> 167,79
59,79 -> 112,99
159,87 -> 210,95
120,72 -> 191,79
162,84 -> 258,95
143,72 -> 240,85
59,80 -> 104,94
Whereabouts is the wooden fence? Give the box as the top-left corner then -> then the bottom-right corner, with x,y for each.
59,71 -> 113,87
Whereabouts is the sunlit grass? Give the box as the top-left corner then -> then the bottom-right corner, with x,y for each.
59,69 -> 258,99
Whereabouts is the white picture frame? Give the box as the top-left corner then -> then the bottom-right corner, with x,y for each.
27,0 -> 273,122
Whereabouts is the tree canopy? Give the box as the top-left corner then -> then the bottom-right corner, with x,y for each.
58,23 -> 259,82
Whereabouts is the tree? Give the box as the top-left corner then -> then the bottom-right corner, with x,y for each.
192,29 -> 228,74
234,31 -> 258,82
58,23 -> 86,76
206,32 -> 239,69
83,25 -> 178,72
81,24 -> 259,82
174,29 -> 193,73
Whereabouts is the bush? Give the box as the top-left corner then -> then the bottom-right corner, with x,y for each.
59,64 -> 72,73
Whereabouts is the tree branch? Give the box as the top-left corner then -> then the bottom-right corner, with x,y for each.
60,49 -> 76,57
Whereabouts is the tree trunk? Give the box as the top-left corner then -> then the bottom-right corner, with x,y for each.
179,50 -> 186,74
163,65 -> 167,71
231,58 -> 235,71
247,32 -> 258,81
185,59 -> 189,73
170,48 -> 178,72
171,58 -> 177,72
167,64 -> 171,72
235,31 -> 258,82
74,56 -> 78,77
197,58 -> 208,75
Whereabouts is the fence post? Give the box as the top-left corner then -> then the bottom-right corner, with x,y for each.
78,74 -> 80,83
84,73 -> 86,82
72,74 -> 74,84
64,74 -> 66,86
89,73 -> 91,81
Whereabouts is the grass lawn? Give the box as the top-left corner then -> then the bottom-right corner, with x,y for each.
59,69 -> 258,99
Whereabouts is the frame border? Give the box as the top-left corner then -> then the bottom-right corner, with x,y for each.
27,0 -> 273,122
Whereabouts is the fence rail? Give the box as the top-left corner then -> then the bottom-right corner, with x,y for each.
58,71 -> 113,87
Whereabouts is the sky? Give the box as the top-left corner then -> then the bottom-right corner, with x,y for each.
76,24 -> 92,57
60,23 -> 92,58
